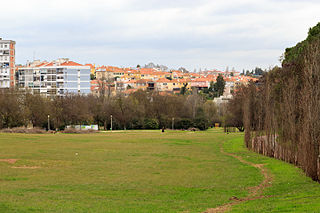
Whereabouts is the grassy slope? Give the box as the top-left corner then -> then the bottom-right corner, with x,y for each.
0,129 -> 319,212
224,136 -> 320,212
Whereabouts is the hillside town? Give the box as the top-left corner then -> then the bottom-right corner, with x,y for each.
1,38 -> 258,100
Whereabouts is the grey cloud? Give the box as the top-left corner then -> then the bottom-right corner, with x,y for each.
3,0 -> 320,71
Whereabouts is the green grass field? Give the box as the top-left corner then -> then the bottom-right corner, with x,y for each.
0,129 -> 319,212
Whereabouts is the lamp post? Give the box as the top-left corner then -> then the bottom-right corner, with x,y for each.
47,115 -> 50,131
110,115 -> 113,131
172,117 -> 174,130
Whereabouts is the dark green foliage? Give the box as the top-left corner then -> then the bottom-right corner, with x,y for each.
176,119 -> 193,129
180,83 -> 189,95
143,118 -> 159,129
213,74 -> 226,97
307,22 -> 320,38
253,67 -> 265,76
284,22 -> 320,64
193,118 -> 208,130
130,119 -> 144,129
202,80 -> 222,99
207,81 -> 215,99
90,74 -> 95,80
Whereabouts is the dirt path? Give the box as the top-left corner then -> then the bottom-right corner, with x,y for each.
203,143 -> 273,213
0,159 -> 17,164
0,159 -> 40,169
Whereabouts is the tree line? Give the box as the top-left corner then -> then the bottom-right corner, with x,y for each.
227,22 -> 320,182
0,89 -> 221,131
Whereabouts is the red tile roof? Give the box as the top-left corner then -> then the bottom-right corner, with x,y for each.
60,61 -> 84,66
136,79 -> 149,84
44,62 -> 54,67
193,78 -> 211,82
84,63 -> 95,68
34,61 -> 49,67
156,78 -> 171,83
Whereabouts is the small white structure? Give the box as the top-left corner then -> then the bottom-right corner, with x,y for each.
66,125 -> 99,131
213,95 -> 233,105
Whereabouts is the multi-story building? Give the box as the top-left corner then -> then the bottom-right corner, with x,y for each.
18,58 -> 91,97
0,38 -> 15,88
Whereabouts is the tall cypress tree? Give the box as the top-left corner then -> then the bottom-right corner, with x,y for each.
214,74 -> 226,97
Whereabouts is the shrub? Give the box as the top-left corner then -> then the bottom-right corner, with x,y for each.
130,119 -> 144,129
193,118 -> 208,130
143,119 -> 159,129
0,127 -> 46,134
62,128 -> 98,134
176,119 -> 193,130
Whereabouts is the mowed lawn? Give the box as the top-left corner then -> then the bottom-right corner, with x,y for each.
0,129 -> 319,212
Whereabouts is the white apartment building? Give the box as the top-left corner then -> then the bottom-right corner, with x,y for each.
18,58 -> 91,97
0,38 -> 15,88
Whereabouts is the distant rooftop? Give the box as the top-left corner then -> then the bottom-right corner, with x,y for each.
0,38 -> 16,43
21,58 -> 89,68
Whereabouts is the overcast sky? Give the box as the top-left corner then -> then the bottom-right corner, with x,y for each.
1,0 -> 320,71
